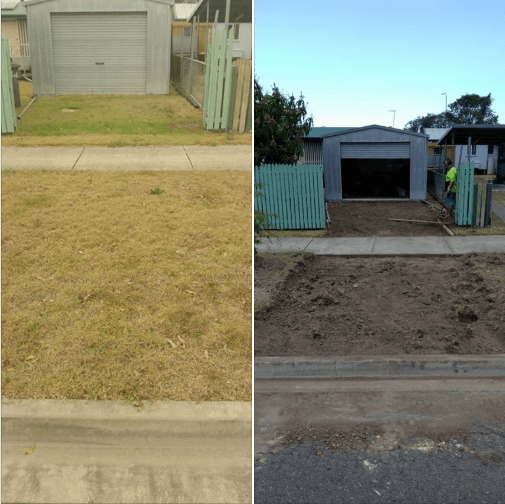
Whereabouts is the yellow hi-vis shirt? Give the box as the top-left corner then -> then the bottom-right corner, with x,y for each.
445,167 -> 457,193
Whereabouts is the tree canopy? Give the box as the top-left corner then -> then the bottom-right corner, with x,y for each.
404,93 -> 499,133
254,79 -> 313,167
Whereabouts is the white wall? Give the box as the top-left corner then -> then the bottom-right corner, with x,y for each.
215,22 -> 251,60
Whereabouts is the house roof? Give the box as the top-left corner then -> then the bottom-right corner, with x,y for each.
321,124 -> 429,139
1,0 -> 26,18
173,3 -> 196,21
424,128 -> 450,142
437,124 -> 505,145
188,0 -> 251,23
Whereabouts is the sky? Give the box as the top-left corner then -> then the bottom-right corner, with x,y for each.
254,0 -> 505,130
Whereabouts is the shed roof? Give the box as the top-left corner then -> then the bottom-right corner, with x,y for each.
188,0 -> 251,23
437,124 -> 505,145
304,127 -> 351,139
173,3 -> 196,21
321,124 -> 429,139
24,0 -> 173,6
1,0 -> 26,17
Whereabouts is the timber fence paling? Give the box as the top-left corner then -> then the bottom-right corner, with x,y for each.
254,164 -> 325,230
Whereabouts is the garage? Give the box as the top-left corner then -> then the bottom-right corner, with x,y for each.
51,13 -> 147,94
322,125 -> 428,201
26,0 -> 173,95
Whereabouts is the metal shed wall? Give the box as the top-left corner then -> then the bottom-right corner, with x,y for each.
322,126 -> 428,201
26,0 -> 173,95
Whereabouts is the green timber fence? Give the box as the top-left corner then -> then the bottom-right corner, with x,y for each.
1,36 -> 17,134
254,164 -> 325,229
203,27 -> 233,131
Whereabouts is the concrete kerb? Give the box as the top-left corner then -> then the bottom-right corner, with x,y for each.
2,399 -> 252,504
1,398 -> 252,441
254,356 -> 505,379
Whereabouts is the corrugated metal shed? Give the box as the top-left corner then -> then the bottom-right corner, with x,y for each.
25,0 -> 174,95
322,125 -> 429,201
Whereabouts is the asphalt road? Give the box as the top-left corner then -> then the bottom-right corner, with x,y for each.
254,377 -> 505,504
255,421 -> 505,504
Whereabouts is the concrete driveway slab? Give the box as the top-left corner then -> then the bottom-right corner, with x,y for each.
75,146 -> 191,171
1,147 -> 83,170
183,145 -> 252,170
256,237 -> 313,253
2,399 -> 252,504
306,237 -> 376,255
446,235 -> 505,254
372,236 -> 454,254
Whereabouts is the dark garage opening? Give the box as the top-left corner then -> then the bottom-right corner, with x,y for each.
341,158 -> 410,198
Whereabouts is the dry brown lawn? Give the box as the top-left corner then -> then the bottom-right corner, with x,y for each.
2,170 -> 252,402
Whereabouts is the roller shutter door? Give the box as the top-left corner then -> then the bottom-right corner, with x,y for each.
341,143 -> 411,159
51,12 -> 147,94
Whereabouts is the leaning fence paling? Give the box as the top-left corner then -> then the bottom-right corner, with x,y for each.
255,164 -> 325,230
430,162 -> 493,227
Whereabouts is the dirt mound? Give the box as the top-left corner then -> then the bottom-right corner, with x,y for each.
255,253 -> 505,356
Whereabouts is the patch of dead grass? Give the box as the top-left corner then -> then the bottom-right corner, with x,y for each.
2,170 -> 252,401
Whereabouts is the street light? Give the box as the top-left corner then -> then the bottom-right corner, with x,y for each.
442,93 -> 447,127
387,110 -> 396,128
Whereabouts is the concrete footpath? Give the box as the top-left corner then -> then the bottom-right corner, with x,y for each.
257,234 -> 505,255
1,399 -> 252,504
0,145 -> 252,171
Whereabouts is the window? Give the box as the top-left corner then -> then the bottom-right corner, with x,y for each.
183,27 -> 191,37
467,144 -> 477,156
488,145 -> 494,155
227,23 -> 239,40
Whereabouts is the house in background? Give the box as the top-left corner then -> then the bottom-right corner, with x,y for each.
426,127 -> 496,174
424,128 -> 455,169
187,0 -> 251,61
1,0 -> 30,71
172,2 -> 198,57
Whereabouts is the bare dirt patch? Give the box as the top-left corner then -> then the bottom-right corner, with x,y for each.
255,253 -> 505,356
327,195 -> 450,237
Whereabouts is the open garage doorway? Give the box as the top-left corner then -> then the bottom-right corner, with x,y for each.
341,158 -> 410,199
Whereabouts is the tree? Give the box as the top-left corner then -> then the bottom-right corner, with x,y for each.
404,113 -> 448,133
404,93 -> 499,133
448,93 -> 499,125
254,79 -> 313,167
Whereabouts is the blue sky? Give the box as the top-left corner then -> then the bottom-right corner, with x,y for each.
254,0 -> 505,130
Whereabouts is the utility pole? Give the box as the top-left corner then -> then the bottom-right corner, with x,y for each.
442,93 -> 447,127
387,110 -> 396,128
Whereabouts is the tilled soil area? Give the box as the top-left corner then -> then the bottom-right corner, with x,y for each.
255,253 -> 505,356
327,195 -> 449,237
